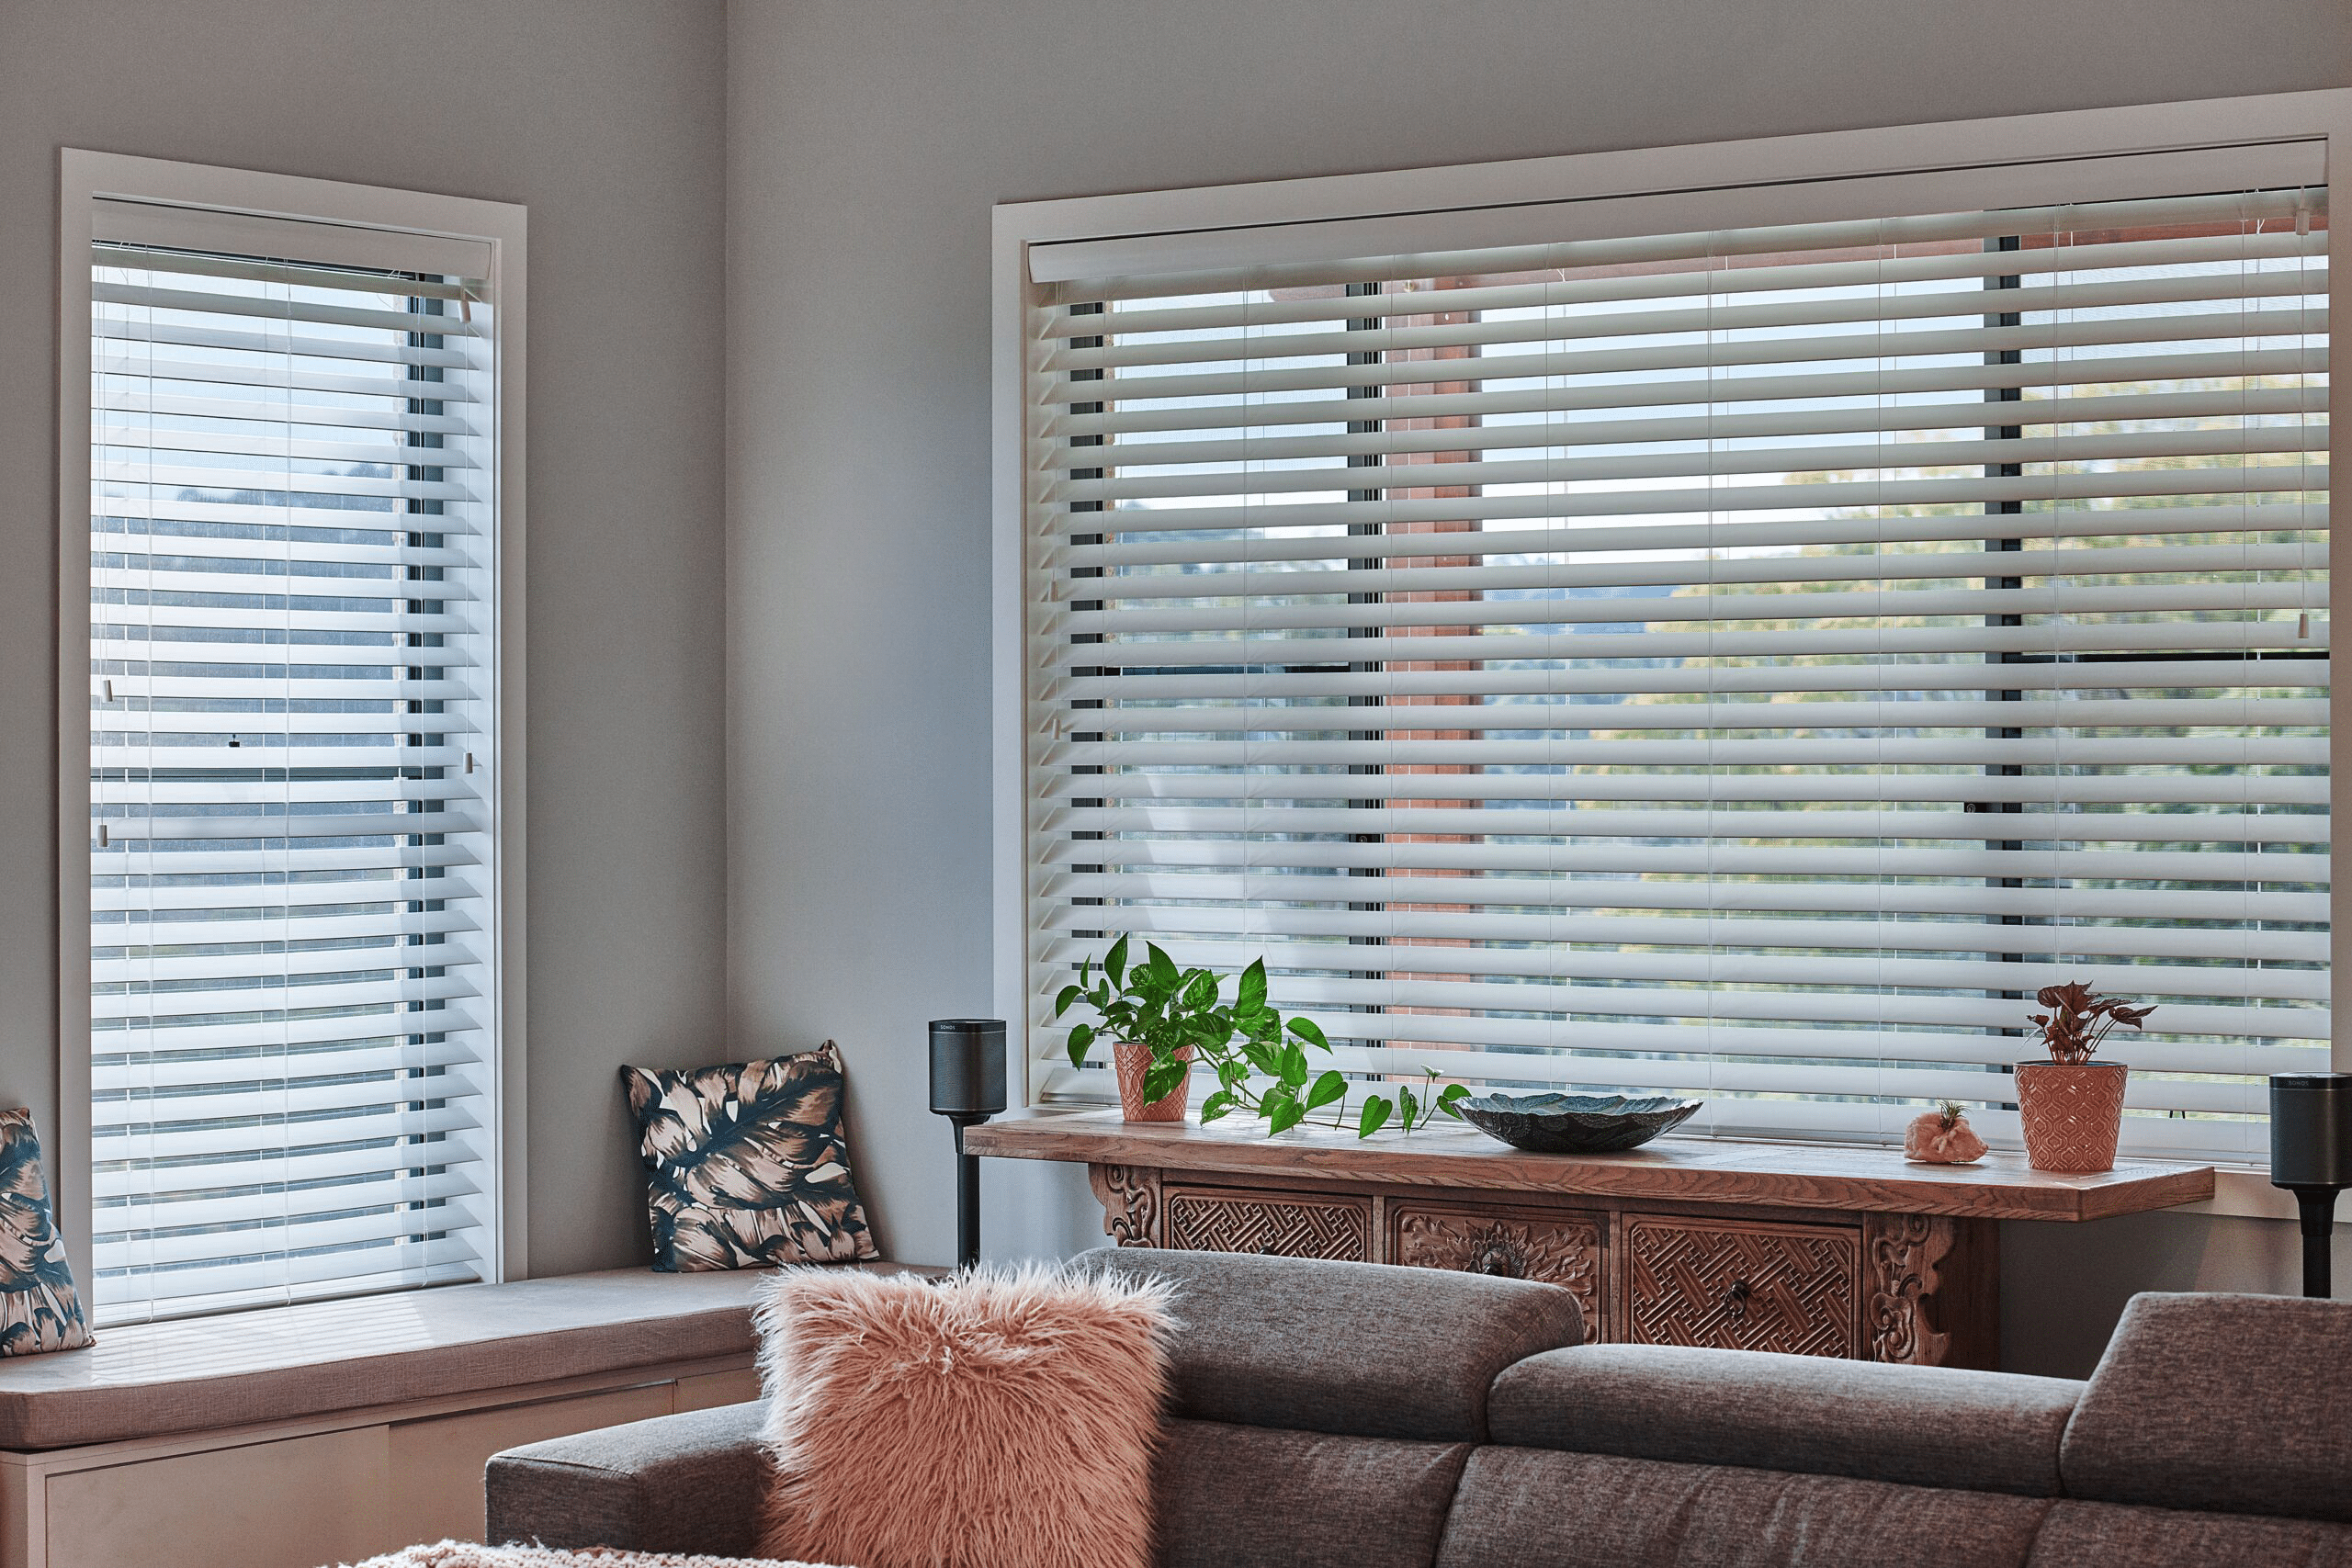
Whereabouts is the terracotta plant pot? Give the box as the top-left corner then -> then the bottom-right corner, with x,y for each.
1114,1042 -> 1193,1122
2016,1060 -> 2127,1173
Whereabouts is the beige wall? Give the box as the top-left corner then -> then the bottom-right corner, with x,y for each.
723,0 -> 2352,1376
0,0 -> 730,1276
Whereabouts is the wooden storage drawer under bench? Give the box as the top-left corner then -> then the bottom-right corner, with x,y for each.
972,1110 -> 2217,1370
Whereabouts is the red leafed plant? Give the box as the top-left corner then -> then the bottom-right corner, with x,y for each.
2030,982 -> 2155,1066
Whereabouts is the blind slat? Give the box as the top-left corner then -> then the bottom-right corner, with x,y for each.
1037,935 -> 2332,1002
1046,803 -> 2330,845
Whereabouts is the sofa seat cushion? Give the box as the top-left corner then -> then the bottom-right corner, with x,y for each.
1435,1447 -> 2051,1568
0,1266 -> 927,1451
1489,1343 -> 2080,1496
1158,1419 -> 1470,1568
2026,1500 -> 2352,1567
2062,1293 -> 2352,1522
1079,1247 -> 1581,1442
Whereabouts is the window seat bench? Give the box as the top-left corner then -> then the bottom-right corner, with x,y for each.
0,1262 -> 931,1568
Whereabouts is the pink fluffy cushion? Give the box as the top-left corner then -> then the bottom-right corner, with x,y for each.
752,1264 -> 1172,1568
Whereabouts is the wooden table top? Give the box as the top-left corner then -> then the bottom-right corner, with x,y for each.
962,1108 -> 2215,1222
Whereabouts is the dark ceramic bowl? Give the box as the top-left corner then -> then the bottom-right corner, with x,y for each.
1458,1092 -> 1702,1154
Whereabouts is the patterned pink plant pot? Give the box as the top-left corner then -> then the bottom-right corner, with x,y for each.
1114,1042 -> 1193,1122
2016,1061 -> 2127,1174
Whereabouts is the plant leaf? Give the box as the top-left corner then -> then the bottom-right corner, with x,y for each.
1054,984 -> 1082,1019
1142,1059 -> 1188,1106
1199,1089 -> 1235,1124
1305,1069 -> 1347,1112
1266,1090 -> 1306,1136
1104,936 -> 1128,988
1065,1022 -> 1095,1069
1287,1016 -> 1329,1051
1437,1083 -> 1470,1118
1147,942 -> 1179,989
1278,1041 -> 1309,1088
1238,958 -> 1268,1016
1398,1084 -> 1419,1130
1357,1096 -> 1392,1138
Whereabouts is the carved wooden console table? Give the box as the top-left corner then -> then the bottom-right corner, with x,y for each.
963,1110 -> 2213,1370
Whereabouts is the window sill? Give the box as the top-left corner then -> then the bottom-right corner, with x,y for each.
2180,1166 -> 2297,1222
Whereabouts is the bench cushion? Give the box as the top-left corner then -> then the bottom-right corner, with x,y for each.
1077,1247 -> 1583,1443
1489,1343 -> 2081,1496
1435,1448 -> 2052,1568
2061,1292 -> 2352,1523
0,1266 -> 919,1451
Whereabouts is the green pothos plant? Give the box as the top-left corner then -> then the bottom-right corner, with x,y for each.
1056,935 -> 1470,1139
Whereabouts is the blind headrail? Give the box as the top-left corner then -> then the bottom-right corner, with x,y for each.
1030,142 -> 2326,296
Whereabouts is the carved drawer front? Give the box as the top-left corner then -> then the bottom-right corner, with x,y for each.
1392,1204 -> 1606,1340
1623,1215 -> 1860,1359
1161,1187 -> 1371,1261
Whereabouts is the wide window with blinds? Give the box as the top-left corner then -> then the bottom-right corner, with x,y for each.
1017,153 -> 2330,1165
86,197 -> 503,1322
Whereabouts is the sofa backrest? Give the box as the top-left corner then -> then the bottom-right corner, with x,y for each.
1079,1247 -> 1584,1568
1488,1342 -> 2082,1496
2058,1292 -> 2352,1523
1077,1246 -> 1585,1443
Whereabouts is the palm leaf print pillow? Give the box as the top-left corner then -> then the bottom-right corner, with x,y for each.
0,1111 -> 93,1355
619,1044 -> 879,1271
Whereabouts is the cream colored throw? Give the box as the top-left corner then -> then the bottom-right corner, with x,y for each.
345,1545 -> 842,1568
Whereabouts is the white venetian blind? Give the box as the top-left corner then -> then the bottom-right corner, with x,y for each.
90,203 -> 499,1322
1020,162 -> 2330,1163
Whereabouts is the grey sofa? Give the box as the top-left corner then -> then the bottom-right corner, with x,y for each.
486,1247 -> 2352,1567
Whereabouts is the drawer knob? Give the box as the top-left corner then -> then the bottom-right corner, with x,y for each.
1468,1238 -> 1529,1279
1721,1279 -> 1754,1316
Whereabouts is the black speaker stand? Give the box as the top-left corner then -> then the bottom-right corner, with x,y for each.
944,1111 -> 993,1270
2284,1186 -> 2342,1300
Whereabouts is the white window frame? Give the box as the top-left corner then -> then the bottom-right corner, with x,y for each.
991,89 -> 2352,1216
55,151 -> 529,1302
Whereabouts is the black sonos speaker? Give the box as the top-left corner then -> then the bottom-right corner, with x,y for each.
2270,1073 -> 2352,1299
929,1019 -> 1008,1119
929,1020 -> 1007,1268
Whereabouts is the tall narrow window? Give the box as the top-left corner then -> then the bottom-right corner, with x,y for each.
1017,159 -> 2329,1165
88,199 -> 502,1322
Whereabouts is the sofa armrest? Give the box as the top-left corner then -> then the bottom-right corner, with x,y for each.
486,1398 -> 768,1553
